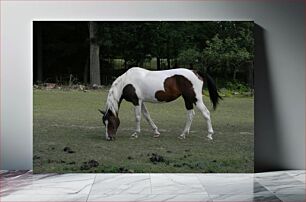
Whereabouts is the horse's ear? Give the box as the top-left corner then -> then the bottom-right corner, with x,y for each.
98,109 -> 105,115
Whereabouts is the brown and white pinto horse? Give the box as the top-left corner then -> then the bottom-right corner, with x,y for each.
99,67 -> 221,141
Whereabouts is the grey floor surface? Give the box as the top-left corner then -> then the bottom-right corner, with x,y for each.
0,170 -> 305,201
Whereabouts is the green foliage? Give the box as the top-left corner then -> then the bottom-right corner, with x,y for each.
225,81 -> 250,93
177,48 -> 202,68
203,34 -> 252,73
203,22 -> 254,82
35,21 -> 254,86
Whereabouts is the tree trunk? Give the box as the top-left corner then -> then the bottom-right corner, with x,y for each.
69,74 -> 73,87
83,57 -> 89,84
156,57 -> 161,70
233,67 -> 237,81
167,57 -> 171,69
124,59 -> 128,69
36,24 -> 43,83
166,40 -> 170,69
89,22 -> 101,86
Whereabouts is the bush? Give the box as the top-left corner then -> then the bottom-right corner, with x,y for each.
177,48 -> 202,68
225,81 -> 250,93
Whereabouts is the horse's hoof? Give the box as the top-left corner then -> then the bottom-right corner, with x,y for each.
153,133 -> 160,138
153,129 -> 161,135
207,134 -> 213,140
131,132 -> 138,138
178,134 -> 186,139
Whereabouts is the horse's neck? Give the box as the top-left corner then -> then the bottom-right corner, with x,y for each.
106,75 -> 126,114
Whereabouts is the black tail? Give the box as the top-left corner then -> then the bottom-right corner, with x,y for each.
206,74 -> 222,110
196,71 -> 222,110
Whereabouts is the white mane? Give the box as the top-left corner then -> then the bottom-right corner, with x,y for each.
105,74 -> 126,116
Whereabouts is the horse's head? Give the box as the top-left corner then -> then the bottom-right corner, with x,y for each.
99,109 -> 120,140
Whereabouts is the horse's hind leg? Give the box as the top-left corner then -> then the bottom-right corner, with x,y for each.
195,100 -> 214,140
179,109 -> 195,139
141,103 -> 160,137
179,95 -> 195,139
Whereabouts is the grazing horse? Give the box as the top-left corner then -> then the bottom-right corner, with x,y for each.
99,67 -> 221,141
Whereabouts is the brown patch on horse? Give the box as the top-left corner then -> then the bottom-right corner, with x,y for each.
120,84 -> 139,106
155,75 -> 197,110
155,76 -> 181,102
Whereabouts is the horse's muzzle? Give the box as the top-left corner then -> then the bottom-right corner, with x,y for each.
106,134 -> 116,141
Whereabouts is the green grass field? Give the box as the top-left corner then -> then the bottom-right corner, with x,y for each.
33,89 -> 254,173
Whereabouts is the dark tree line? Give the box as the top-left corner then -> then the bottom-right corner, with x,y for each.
34,21 -> 254,87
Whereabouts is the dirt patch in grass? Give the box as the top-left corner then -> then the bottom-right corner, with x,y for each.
148,153 -> 171,166
63,147 -> 75,153
148,153 -> 165,164
80,160 -> 99,170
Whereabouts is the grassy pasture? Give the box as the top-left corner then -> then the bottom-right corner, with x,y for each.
33,89 -> 254,173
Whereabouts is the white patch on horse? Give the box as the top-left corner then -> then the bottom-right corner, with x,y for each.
179,109 -> 195,139
105,74 -> 125,116
105,120 -> 110,140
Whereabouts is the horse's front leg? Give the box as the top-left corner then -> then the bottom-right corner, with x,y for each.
131,101 -> 142,138
141,103 -> 160,138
